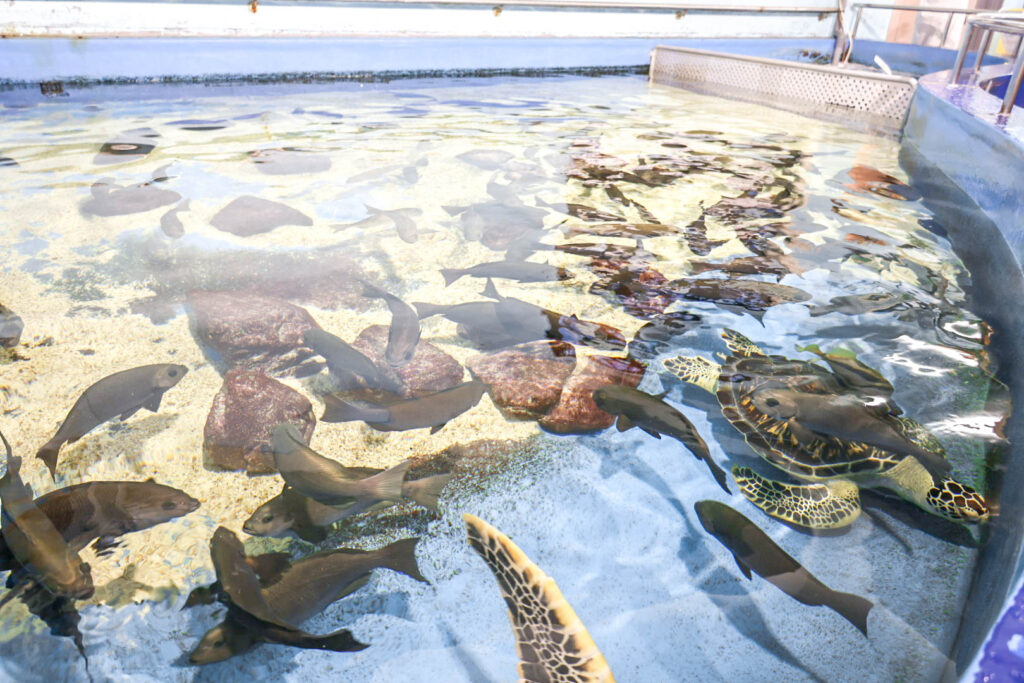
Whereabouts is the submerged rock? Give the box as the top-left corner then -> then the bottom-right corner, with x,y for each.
349,324 -> 463,399
0,304 -> 23,348
203,368 -> 315,474
210,195 -> 313,236
188,290 -> 321,376
466,340 -> 576,420
539,355 -> 646,434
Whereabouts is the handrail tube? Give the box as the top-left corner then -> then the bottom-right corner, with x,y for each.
973,30 -> 993,78
849,3 -> 985,15
950,23 -> 973,83
278,0 -> 839,11
1001,39 -> 1024,115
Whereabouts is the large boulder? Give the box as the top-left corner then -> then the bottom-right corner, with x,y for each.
210,195 -> 313,236
538,355 -> 646,434
466,340 -> 576,420
349,324 -> 464,399
188,290 -> 321,377
203,368 -> 315,474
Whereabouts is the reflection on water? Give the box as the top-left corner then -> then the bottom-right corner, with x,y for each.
0,75 -> 1010,682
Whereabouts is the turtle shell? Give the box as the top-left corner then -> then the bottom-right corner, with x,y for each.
715,355 -> 912,481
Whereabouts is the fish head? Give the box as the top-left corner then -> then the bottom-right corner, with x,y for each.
750,389 -> 799,420
693,500 -> 738,543
591,385 -> 622,411
189,622 -> 254,664
53,560 -> 95,600
153,364 -> 189,390
121,481 -> 200,526
242,499 -> 295,537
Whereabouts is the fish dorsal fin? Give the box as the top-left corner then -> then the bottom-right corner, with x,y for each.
732,553 -> 753,580
481,279 -> 502,301
463,514 -> 616,683
246,552 -> 292,587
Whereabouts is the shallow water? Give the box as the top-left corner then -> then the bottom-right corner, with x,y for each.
0,74 -> 1009,682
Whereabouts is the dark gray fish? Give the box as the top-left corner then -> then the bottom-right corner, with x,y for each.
244,473 -> 452,542
564,222 -> 676,239
592,385 -> 728,493
303,328 -> 401,393
360,280 -> 421,367
0,433 -> 93,600
694,500 -> 873,635
440,261 -> 572,286
321,381 -> 486,435
249,147 -> 331,175
0,479 -> 198,571
443,201 -> 547,251
168,119 -> 230,131
667,278 -> 811,319
0,303 -> 24,348
200,527 -> 367,660
81,178 -> 181,217
36,363 -> 188,478
334,205 -> 421,244
536,198 -> 625,222
0,156 -> 18,168
190,537 -> 424,663
808,292 -> 909,316
750,388 -> 951,476
210,195 -> 313,237
159,199 -> 189,239
271,424 -> 410,506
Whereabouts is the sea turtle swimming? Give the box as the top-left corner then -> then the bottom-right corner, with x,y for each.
663,329 -> 989,530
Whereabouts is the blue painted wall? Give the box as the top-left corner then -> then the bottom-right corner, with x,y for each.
849,39 -> 1004,77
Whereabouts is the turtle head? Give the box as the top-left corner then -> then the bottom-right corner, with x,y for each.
926,478 -> 989,524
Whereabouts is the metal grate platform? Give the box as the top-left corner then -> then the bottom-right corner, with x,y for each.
650,46 -> 917,135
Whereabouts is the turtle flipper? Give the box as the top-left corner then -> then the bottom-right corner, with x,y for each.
720,329 -> 766,357
732,466 -> 862,529
663,356 -> 720,393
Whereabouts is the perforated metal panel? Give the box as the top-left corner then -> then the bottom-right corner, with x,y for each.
650,46 -> 917,135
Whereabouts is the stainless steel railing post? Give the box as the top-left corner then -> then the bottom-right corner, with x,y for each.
1000,45 -> 1024,115
972,28 -> 993,81
950,20 -> 974,84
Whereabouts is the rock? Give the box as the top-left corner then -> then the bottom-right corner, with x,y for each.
203,368 -> 315,474
349,325 -> 464,399
0,304 -> 24,348
210,195 -> 313,236
188,290 -> 321,377
538,355 -> 646,434
466,341 -> 576,420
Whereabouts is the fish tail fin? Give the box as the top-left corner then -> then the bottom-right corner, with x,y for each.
35,442 -> 59,480
0,454 -> 32,502
361,460 -> 411,502
481,278 -> 501,301
320,394 -> 366,423
413,302 -> 444,319
401,473 -> 453,510
363,204 -> 383,215
440,269 -> 464,287
376,536 -> 427,583
358,278 -> 386,300
828,589 -> 873,636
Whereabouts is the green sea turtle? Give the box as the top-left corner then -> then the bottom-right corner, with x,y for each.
663,330 -> 989,530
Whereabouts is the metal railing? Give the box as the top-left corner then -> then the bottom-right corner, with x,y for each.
950,14 -> 1024,116
846,2 -> 985,48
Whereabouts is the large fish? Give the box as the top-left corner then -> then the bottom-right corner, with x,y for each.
37,363 -> 188,478
198,527 -> 368,660
244,472 -> 452,542
360,280 -> 421,368
592,385 -> 729,493
303,328 -> 401,393
0,479 -> 199,571
271,424 -> 410,506
189,536 -> 425,663
666,278 -> 811,320
440,261 -> 572,287
694,500 -> 873,635
443,201 -> 547,251
320,381 -> 487,434
414,280 -> 625,352
749,388 -> 951,476
0,433 -> 93,600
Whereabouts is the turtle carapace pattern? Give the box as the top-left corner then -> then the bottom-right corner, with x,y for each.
663,329 -> 989,530
463,513 -> 615,683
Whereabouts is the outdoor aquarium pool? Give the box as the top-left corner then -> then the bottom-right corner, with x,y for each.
0,73 -> 1011,682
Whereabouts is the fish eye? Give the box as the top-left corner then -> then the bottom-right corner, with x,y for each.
213,639 -> 225,648
162,500 -> 178,510
80,563 -> 91,574
261,514 -> 274,523
168,368 -> 178,377
764,398 -> 779,407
